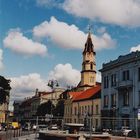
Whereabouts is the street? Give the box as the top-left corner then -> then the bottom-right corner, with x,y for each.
0,129 -> 35,140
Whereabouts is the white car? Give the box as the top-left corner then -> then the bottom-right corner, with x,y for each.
121,126 -> 132,136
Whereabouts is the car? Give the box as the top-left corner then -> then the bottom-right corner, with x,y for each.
48,124 -> 58,130
22,124 -> 31,131
121,126 -> 132,136
38,125 -> 48,131
32,124 -> 37,131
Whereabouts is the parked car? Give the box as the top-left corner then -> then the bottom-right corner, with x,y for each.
48,124 -> 58,130
22,124 -> 31,131
38,125 -> 48,131
32,124 -> 37,131
121,126 -> 132,136
1,123 -> 7,131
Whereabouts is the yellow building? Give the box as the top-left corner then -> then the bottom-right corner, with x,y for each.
0,102 -> 8,123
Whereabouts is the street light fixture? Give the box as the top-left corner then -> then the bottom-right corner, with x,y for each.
47,80 -> 59,123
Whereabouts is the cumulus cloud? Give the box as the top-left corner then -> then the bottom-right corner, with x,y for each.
9,73 -> 51,110
62,0 -> 140,27
130,44 -> 140,52
3,29 -> 47,56
48,63 -> 101,87
11,73 -> 50,94
0,49 -> 4,70
48,63 -> 81,87
33,17 -> 116,50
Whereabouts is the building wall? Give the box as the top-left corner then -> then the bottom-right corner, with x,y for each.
69,98 -> 101,129
101,51 -> 140,129
0,103 -> 8,123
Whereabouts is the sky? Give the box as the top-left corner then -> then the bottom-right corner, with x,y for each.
0,0 -> 140,110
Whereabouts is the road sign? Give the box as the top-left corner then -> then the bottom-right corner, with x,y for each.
138,109 -> 140,120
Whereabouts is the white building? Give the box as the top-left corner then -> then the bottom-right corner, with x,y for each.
100,51 -> 140,129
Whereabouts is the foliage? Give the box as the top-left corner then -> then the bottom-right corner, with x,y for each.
0,75 -> 11,104
36,100 -> 55,116
54,99 -> 64,117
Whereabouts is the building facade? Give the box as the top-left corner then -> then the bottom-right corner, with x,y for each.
100,51 -> 140,129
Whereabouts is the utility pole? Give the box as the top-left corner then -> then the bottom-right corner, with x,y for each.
47,80 -> 59,124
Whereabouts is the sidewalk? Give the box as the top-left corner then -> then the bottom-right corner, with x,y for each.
12,134 -> 37,140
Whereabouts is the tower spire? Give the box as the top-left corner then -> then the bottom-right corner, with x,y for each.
83,25 -> 94,54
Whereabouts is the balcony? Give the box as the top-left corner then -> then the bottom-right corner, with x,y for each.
116,80 -> 133,89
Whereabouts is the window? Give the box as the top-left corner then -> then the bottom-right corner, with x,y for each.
111,74 -> 117,87
82,64 -> 85,70
138,68 -> 140,81
104,95 -> 108,107
123,91 -> 129,106
104,76 -> 109,88
90,63 -> 93,70
74,107 -> 77,115
122,70 -> 129,81
96,105 -> 99,114
111,94 -> 116,107
95,119 -> 98,128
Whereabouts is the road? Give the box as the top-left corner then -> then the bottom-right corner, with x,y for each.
0,129 -> 34,140
0,130 -> 140,140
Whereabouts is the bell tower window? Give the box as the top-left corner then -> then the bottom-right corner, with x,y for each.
90,63 -> 93,70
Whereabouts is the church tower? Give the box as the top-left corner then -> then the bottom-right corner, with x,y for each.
80,31 -> 96,90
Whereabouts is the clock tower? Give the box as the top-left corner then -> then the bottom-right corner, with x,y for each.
80,31 -> 96,90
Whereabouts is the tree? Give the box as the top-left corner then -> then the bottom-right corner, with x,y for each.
54,99 -> 64,117
36,100 -> 55,116
0,75 -> 11,104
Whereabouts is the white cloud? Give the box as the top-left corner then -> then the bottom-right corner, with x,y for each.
62,0 -> 140,27
3,29 -> 47,56
130,44 -> 140,52
0,49 -> 4,70
48,63 -> 101,87
36,0 -> 57,7
9,73 -> 51,110
48,63 -> 81,87
11,73 -> 50,94
33,16 -> 116,50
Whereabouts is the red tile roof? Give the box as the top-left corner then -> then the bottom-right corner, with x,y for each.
68,91 -> 83,101
73,84 -> 101,101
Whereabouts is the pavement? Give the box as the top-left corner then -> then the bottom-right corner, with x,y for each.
11,134 -> 37,140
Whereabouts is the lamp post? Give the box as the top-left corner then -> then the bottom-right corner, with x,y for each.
112,107 -> 116,130
47,80 -> 59,124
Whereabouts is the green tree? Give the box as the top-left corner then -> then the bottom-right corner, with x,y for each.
36,100 -> 55,116
54,99 -> 64,117
0,75 -> 11,104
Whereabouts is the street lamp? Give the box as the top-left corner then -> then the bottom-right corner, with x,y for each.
112,107 -> 116,130
47,80 -> 59,123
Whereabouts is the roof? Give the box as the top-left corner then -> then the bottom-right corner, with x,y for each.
83,32 -> 94,54
68,91 -> 83,101
73,84 -> 101,102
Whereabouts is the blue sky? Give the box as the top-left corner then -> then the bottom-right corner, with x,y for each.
0,0 -> 140,108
